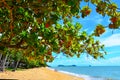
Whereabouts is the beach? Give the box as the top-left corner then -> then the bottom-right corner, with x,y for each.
52,66 -> 120,80
0,67 -> 84,80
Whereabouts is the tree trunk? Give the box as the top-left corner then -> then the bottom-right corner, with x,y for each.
0,53 -> 2,60
1,54 -> 8,71
12,60 -> 20,72
6,54 -> 11,68
0,53 -> 2,71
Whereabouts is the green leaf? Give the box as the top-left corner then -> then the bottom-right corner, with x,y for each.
18,7 -> 25,14
20,30 -> 27,37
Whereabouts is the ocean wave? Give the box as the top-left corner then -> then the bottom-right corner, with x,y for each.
47,67 -> 93,80
47,66 -> 120,80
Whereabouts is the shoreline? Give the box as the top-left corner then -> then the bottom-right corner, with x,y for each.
47,67 -> 92,80
48,67 -> 114,80
0,67 -> 84,80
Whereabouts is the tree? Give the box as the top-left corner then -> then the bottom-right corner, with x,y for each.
0,0 -> 120,70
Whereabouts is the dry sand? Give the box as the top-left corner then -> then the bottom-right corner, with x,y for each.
0,67 -> 84,80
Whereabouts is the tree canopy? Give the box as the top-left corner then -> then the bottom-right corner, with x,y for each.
0,0 -> 120,67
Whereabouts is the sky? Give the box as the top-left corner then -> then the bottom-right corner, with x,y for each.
47,0 -> 120,66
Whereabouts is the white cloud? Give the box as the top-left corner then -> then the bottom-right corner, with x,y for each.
107,57 -> 120,63
84,56 -> 120,66
98,57 -> 120,66
48,55 -> 120,66
95,18 -> 103,24
94,15 -> 103,24
102,33 -> 120,47
80,15 -> 103,24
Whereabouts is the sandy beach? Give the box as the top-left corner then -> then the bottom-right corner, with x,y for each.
0,67 -> 84,80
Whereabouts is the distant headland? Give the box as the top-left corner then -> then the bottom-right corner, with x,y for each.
58,65 -> 77,67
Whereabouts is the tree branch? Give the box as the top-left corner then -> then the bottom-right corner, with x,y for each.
0,41 -> 28,50
2,0 -> 13,32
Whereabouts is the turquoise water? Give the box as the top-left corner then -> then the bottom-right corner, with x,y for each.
51,66 -> 120,80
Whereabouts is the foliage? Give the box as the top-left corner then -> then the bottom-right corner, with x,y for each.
0,0 -> 120,67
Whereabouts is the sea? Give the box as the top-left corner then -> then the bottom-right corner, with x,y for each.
49,66 -> 120,80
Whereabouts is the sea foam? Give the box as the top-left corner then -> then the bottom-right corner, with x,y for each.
47,67 -> 93,80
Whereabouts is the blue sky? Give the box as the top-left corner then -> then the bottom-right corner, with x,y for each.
48,0 -> 120,66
